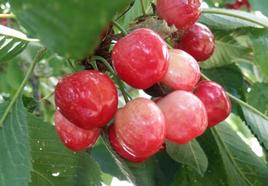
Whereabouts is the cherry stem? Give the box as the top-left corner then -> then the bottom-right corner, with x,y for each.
39,91 -> 54,102
201,73 -> 268,121
91,56 -> 131,103
91,60 -> 99,71
0,14 -> 15,19
140,0 -> 147,16
112,20 -> 128,36
0,48 -> 47,127
202,8 -> 268,27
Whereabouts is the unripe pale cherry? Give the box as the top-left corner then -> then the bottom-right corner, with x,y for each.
114,98 -> 166,158
176,23 -> 215,62
157,90 -> 208,144
112,28 -> 169,89
109,125 -> 148,163
194,80 -> 231,127
156,0 -> 202,30
55,70 -> 118,130
161,49 -> 200,91
54,111 -> 100,151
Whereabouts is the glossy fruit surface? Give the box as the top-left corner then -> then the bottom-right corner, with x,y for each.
194,80 -> 231,127
176,23 -> 215,61
54,111 -> 100,151
55,70 -> 118,130
115,98 -> 165,157
156,0 -> 202,30
157,90 -> 207,144
112,28 -> 169,89
161,49 -> 200,91
109,125 -> 148,163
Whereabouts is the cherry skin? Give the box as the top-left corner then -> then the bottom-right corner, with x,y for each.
55,70 -> 118,130
161,49 -> 200,91
114,98 -> 166,158
176,23 -> 215,62
54,111 -> 100,151
156,0 -> 202,30
109,124 -> 148,163
194,80 -> 231,127
157,90 -> 208,144
112,28 -> 169,89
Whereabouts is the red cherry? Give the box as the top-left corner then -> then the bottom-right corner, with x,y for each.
156,0 -> 202,30
54,111 -> 100,151
161,49 -> 200,91
55,70 -> 118,130
112,28 -> 169,89
157,90 -> 208,144
225,2 -> 241,10
176,23 -> 215,62
114,98 -> 166,157
194,81 -> 231,127
108,125 -> 148,163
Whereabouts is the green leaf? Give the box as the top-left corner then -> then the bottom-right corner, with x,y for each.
166,140 -> 208,176
249,28 -> 268,80
28,114 -> 102,186
200,13 -> 259,30
170,129 -> 229,186
202,64 -> 244,94
10,0 -> 130,59
242,106 -> 268,151
0,25 -> 34,62
127,159 -> 156,186
0,99 -> 31,186
92,142 -> 126,181
0,60 -> 24,93
211,123 -> 268,185
154,152 -> 180,186
122,0 -> 152,28
201,8 -> 268,29
201,30 -> 251,69
249,0 -> 268,17
246,83 -> 268,115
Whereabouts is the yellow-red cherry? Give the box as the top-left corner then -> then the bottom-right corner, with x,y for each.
109,125 -> 148,163
112,28 -> 169,89
157,90 -> 208,144
156,0 -> 202,30
114,98 -> 166,157
54,111 -> 100,151
161,49 -> 200,91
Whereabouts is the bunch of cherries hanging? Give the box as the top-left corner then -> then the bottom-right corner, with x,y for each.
54,0 -> 231,162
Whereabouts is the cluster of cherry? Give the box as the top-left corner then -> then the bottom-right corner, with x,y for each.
54,0 -> 231,162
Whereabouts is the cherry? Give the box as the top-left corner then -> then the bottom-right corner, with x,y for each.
194,80 -> 231,127
157,90 -> 207,144
114,98 -> 165,158
156,0 -> 202,30
112,28 -> 169,89
161,49 -> 200,91
54,111 -> 100,151
225,0 -> 251,11
55,70 -> 118,130
176,23 -> 215,62
109,125 -> 148,163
